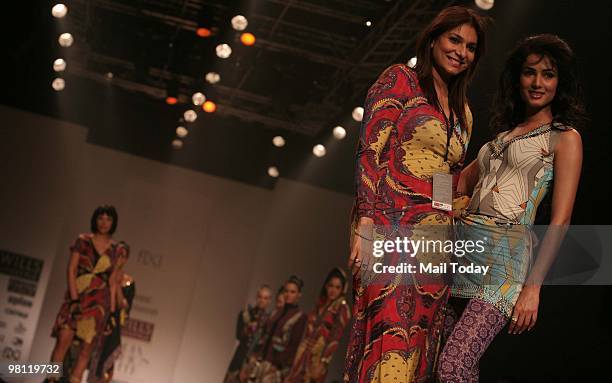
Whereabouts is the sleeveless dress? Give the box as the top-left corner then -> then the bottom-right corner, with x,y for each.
345,64 -> 472,383
451,123 -> 571,317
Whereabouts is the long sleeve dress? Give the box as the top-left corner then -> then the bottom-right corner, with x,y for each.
285,296 -> 351,383
246,303 -> 307,383
344,64 -> 472,383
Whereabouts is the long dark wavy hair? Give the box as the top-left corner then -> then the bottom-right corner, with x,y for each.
490,34 -> 588,133
414,6 -> 490,129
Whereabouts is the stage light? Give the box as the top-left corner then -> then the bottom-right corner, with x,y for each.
192,92 -> 206,106
408,56 -> 418,69
106,72 -> 113,80
366,21 -> 372,27
184,110 -> 197,122
268,166 -> 279,178
231,15 -> 248,31
53,58 -> 66,72
333,126 -> 346,140
52,78 -> 65,91
58,33 -> 74,47
205,72 -> 220,84
176,126 -> 188,138
165,97 -> 178,105
313,144 -> 326,158
216,44 -> 232,59
172,139 -> 183,149
352,107 -> 364,122
240,33 -> 256,46
272,136 -> 285,147
475,0 -> 494,10
52,4 -> 68,18
196,27 -> 212,38
202,100 -> 216,113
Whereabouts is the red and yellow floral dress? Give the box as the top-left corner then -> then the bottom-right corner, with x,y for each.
344,64 -> 472,382
52,234 -> 128,344
285,296 -> 351,383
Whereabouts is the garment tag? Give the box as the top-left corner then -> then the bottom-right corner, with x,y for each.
432,173 -> 453,211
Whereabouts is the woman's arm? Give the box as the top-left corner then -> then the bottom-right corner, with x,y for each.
67,251 -> 80,301
456,159 -> 480,197
351,65 -> 413,274
509,129 -> 583,335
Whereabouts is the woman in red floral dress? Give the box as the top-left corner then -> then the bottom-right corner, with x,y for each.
48,205 -> 128,383
345,6 -> 489,383
285,268 -> 351,383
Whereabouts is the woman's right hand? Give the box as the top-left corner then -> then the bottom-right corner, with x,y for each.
349,217 -> 374,276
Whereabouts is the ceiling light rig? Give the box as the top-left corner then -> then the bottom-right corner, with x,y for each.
192,92 -> 206,106
231,15 -> 248,31
172,139 -> 183,149
333,126 -> 346,140
272,136 -> 286,147
184,109 -> 198,122
240,33 -> 256,46
58,33 -> 74,47
352,107 -> 364,122
267,166 -> 280,178
475,0 -> 494,10
52,4 -> 68,18
205,72 -> 220,84
53,58 -> 66,72
176,126 -> 188,138
216,44 -> 232,59
52,78 -> 65,91
202,100 -> 217,113
313,144 -> 326,158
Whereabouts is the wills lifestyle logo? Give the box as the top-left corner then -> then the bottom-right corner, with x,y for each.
8,295 -> 33,308
136,249 -> 163,269
5,308 -> 28,319
8,278 -> 37,297
123,318 -> 155,342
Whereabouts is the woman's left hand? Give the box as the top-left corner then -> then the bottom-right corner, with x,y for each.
508,285 -> 540,334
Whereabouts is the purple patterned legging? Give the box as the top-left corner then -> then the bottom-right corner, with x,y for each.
437,298 -> 508,382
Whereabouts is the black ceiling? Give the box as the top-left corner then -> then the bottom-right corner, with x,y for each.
3,0 -> 611,215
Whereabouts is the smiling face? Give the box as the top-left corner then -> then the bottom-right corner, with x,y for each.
519,54 -> 558,113
95,213 -> 113,235
431,23 -> 478,78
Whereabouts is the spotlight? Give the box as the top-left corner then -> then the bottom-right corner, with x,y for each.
106,72 -> 114,80
172,139 -> 183,149
365,20 -> 372,27
202,100 -> 217,113
272,136 -> 285,147
268,166 -> 279,178
408,56 -> 417,68
52,4 -> 68,18
192,92 -> 206,106
333,126 -> 346,140
216,44 -> 232,59
58,33 -> 74,47
196,27 -> 212,38
165,97 -> 178,105
475,0 -> 494,10
53,58 -> 66,72
240,33 -> 256,46
231,15 -> 248,31
184,110 -> 197,122
313,144 -> 326,158
205,72 -> 220,84
352,107 -> 364,122
52,78 -> 65,91
176,126 -> 188,138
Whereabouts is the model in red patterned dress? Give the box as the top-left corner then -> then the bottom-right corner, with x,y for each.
285,268 -> 351,383
345,7 -> 489,383
48,205 -> 128,383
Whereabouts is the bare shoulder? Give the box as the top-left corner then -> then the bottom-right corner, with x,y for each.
557,128 -> 582,151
